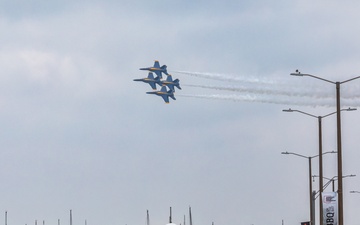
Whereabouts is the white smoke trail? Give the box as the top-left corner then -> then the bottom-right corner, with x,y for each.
341,83 -> 360,99
172,70 -> 279,84
340,98 -> 360,107
173,70 -> 360,102
177,93 -> 344,107
183,84 -> 334,99
172,70 -> 338,99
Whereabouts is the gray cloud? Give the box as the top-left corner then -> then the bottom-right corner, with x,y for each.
1,1 -> 360,225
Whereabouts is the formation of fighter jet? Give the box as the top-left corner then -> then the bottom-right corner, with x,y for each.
134,61 -> 181,103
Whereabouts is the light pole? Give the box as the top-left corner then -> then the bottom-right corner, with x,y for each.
282,108 -> 356,225
290,70 -> 360,225
281,151 -> 336,225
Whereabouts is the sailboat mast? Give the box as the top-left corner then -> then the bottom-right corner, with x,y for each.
189,207 -> 192,225
169,207 -> 172,223
147,210 -> 150,225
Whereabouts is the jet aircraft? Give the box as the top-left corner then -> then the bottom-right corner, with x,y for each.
146,86 -> 176,103
133,72 -> 160,90
158,75 -> 181,92
139,60 -> 169,79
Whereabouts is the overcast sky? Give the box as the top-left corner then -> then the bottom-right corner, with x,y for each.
1,1 -> 360,225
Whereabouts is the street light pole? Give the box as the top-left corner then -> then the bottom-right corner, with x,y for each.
290,70 -> 360,225
317,115 -> 324,225
281,151 -> 336,225
284,152 -> 314,225
335,82 -> 343,225
282,108 -> 356,225
308,156 -> 314,225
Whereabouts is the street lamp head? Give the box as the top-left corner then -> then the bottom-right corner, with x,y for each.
290,69 -> 304,76
282,108 -> 294,112
344,107 -> 357,111
281,151 -> 289,155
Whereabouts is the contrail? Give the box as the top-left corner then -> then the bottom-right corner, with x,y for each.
172,70 -> 337,98
341,84 -> 360,99
183,84 -> 334,99
177,94 -> 342,107
173,70 -> 360,102
171,70 -> 280,84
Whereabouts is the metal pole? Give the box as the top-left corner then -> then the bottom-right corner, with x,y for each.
312,191 -> 316,225
336,82 -> 343,225
309,157 -> 314,225
318,117 -> 323,225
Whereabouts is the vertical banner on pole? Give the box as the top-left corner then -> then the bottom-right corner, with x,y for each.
322,192 -> 338,225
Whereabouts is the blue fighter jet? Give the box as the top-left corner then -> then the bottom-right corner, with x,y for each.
139,60 -> 169,79
146,86 -> 176,104
133,72 -> 160,90
158,75 -> 181,92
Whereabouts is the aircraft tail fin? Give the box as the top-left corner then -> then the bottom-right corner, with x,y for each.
168,89 -> 176,100
154,75 -> 161,86
174,79 -> 181,90
161,65 -> 169,75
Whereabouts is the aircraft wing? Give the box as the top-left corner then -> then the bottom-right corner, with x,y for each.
165,84 -> 175,91
154,61 -> 160,68
161,95 -> 170,103
153,71 -> 162,79
149,82 -> 157,90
